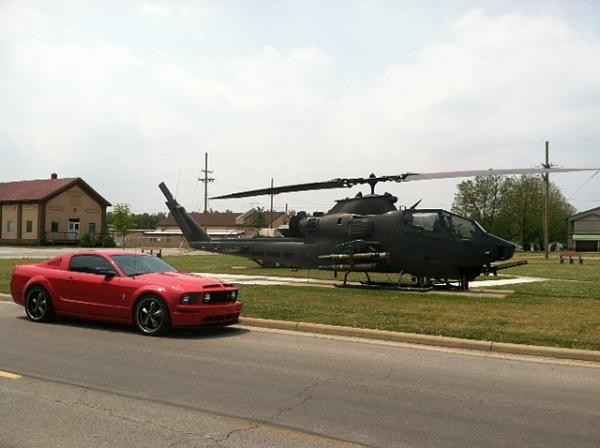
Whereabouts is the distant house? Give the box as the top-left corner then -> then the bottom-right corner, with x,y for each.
157,209 -> 289,237
568,206 -> 600,252
0,174 -> 111,245
124,209 -> 289,248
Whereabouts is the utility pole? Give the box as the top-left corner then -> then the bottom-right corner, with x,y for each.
543,141 -> 550,260
269,178 -> 274,229
199,152 -> 215,233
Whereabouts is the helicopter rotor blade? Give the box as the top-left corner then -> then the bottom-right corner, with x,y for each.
210,176 -> 391,199
401,167 -> 597,182
210,167 -> 598,199
211,179 -> 354,199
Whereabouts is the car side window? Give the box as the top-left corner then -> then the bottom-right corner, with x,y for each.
69,255 -> 114,274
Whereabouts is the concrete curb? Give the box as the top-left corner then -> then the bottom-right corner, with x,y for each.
239,317 -> 600,363
2,292 -> 598,363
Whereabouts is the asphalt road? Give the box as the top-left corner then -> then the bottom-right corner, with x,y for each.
1,302 -> 600,448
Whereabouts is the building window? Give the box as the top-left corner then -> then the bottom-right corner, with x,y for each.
51,222 -> 59,232
89,222 -> 96,235
7,221 -> 14,233
26,221 -> 33,233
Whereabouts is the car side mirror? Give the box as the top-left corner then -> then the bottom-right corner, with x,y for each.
94,267 -> 117,279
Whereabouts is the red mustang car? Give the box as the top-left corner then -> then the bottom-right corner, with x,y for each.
10,251 -> 242,336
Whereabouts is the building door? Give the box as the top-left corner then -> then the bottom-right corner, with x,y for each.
575,240 -> 598,252
68,219 -> 80,241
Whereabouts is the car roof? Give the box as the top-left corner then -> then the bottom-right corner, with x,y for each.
66,250 -> 153,257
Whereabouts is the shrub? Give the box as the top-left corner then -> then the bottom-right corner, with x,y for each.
80,233 -> 95,247
102,234 -> 116,248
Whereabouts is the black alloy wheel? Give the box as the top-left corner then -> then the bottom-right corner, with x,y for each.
25,286 -> 55,322
134,296 -> 171,336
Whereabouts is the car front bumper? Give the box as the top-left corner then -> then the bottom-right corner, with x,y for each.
171,302 -> 243,327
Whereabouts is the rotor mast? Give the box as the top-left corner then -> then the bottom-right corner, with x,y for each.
367,173 -> 378,195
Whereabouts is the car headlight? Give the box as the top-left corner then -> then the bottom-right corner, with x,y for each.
180,293 -> 200,305
230,290 -> 238,301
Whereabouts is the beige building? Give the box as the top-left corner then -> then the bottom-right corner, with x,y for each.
568,206 -> 600,252
0,174 -> 111,245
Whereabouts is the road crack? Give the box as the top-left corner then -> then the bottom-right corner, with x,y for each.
212,424 -> 262,447
9,388 -> 222,447
271,376 -> 332,421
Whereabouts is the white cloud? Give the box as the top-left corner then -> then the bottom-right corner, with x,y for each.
0,6 -> 599,213
0,1 -> 46,40
138,2 -> 172,18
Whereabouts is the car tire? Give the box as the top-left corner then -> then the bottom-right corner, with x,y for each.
25,286 -> 55,323
134,296 -> 171,336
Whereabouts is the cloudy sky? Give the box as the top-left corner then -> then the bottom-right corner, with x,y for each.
1,0 -> 599,215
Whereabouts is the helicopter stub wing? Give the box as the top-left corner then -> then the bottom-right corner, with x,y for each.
210,167 -> 598,199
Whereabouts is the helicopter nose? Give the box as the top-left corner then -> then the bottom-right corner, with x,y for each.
488,235 -> 515,260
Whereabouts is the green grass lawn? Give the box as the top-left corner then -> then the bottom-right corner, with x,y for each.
237,284 -> 600,350
0,259 -> 38,296
504,252 -> 600,282
2,252 -> 599,350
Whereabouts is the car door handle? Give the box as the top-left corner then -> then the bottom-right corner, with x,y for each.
67,276 -> 74,283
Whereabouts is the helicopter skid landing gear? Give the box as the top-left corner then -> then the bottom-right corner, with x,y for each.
460,274 -> 469,291
335,282 -> 433,292
335,271 -> 433,292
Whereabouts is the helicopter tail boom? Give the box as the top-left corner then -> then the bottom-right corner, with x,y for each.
159,182 -> 211,243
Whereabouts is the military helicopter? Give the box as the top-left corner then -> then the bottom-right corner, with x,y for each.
159,167 -> 593,290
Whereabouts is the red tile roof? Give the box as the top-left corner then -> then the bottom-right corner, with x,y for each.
159,211 -> 288,227
159,212 -> 241,227
0,177 -> 111,206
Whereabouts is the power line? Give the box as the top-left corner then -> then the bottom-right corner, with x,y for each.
568,170 -> 600,200
199,152 -> 215,231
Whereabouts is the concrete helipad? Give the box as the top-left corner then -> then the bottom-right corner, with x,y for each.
192,272 -> 546,297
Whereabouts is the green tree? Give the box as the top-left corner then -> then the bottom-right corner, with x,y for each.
450,176 -> 508,235
452,175 -> 575,249
107,211 -> 166,229
130,212 -> 167,229
112,203 -> 133,247
247,207 -> 267,233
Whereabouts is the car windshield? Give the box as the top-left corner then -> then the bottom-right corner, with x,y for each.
111,255 -> 177,277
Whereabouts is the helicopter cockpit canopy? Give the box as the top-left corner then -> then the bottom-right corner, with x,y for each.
403,210 -> 483,240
